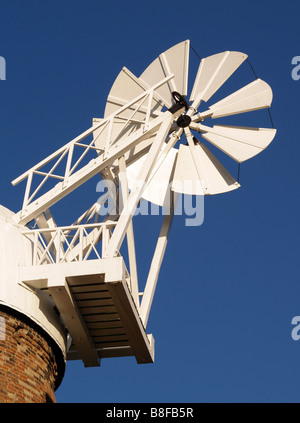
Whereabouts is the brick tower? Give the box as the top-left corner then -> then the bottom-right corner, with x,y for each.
0,206 -> 66,403
0,307 -> 65,403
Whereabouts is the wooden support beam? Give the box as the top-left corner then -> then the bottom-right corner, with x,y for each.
105,112 -> 178,258
19,257 -> 153,365
106,278 -> 154,364
48,279 -> 100,367
118,155 -> 139,309
23,275 -> 100,367
140,201 -> 175,327
14,113 -> 169,225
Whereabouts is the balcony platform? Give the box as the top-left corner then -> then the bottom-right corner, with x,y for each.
19,258 -> 154,367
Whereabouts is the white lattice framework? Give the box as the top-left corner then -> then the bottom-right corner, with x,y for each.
12,41 -> 276,366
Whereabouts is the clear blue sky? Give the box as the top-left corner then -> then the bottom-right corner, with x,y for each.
1,0 -> 300,403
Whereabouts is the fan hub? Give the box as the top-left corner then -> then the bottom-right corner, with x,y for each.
176,114 -> 191,128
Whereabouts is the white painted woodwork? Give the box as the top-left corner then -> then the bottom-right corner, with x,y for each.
140,40 -> 190,107
7,41 -> 276,368
190,51 -> 248,104
193,124 -> 277,163
19,257 -> 154,365
126,145 -> 178,207
118,156 -> 139,308
202,79 -> 273,119
140,206 -> 174,327
171,143 -> 205,195
14,111 -> 172,226
0,205 -> 66,359
104,111 -> 179,258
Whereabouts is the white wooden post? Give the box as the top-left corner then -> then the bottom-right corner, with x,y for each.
140,194 -> 176,327
118,155 -> 139,308
104,111 -> 179,258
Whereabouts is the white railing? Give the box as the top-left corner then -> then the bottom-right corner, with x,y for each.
22,222 -> 117,266
12,75 -> 174,225
21,221 -> 140,308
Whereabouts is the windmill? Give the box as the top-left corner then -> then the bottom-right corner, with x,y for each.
0,40 -> 276,389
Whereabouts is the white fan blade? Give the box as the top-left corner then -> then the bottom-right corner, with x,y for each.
94,67 -> 163,152
203,79 -> 273,119
196,124 -> 276,163
139,40 -> 190,108
127,146 -> 178,208
189,51 -> 248,104
172,143 -> 240,196
171,144 -> 205,196
104,67 -> 163,120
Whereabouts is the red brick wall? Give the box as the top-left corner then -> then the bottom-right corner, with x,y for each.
0,308 -> 63,403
